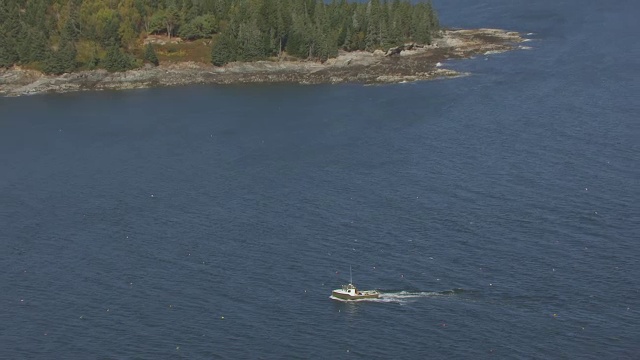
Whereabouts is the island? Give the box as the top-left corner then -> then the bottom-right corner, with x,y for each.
0,0 -> 527,97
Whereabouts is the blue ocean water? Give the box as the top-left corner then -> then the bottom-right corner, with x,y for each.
1,0 -> 639,358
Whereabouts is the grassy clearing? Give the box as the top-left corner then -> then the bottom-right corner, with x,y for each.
151,38 -> 215,64
76,36 -> 214,68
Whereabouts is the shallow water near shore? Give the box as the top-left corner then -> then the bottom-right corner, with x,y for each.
1,0 -> 639,358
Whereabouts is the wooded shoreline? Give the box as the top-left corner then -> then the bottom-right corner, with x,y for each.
0,29 -> 527,97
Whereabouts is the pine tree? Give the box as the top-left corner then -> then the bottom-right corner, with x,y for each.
44,40 -> 77,75
58,40 -> 78,72
342,26 -> 352,51
0,1 -> 19,67
17,25 -> 33,64
180,0 -> 195,23
364,0 -> 381,51
179,14 -> 218,40
0,32 -> 17,68
286,14 -> 312,59
313,1 -> 338,61
101,13 -> 122,47
211,28 -> 237,66
63,14 -> 80,42
30,30 -> 49,63
411,5 -> 431,45
426,1 -> 439,33
102,45 -> 134,72
237,21 -> 264,62
87,47 -> 101,70
143,43 -> 159,65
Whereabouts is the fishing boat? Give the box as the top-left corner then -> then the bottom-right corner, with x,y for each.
331,267 -> 380,301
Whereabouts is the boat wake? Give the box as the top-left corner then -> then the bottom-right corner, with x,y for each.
380,290 -> 441,299
330,289 -> 467,303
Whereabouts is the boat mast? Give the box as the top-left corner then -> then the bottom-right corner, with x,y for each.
350,265 -> 352,284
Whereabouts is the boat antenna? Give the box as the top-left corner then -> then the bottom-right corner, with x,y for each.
350,265 -> 353,284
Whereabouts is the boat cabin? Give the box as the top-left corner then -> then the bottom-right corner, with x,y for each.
342,283 -> 360,295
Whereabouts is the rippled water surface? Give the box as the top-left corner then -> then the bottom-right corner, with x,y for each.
1,0 -> 639,358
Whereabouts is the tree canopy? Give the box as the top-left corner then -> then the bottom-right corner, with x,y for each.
0,0 -> 440,72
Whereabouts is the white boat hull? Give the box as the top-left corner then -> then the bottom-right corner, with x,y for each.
331,289 -> 380,301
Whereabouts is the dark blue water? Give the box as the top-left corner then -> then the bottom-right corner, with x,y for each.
1,0 -> 639,358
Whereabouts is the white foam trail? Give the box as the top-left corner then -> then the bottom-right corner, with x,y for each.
380,291 -> 441,299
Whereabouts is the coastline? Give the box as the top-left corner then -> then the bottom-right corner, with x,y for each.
0,29 -> 526,97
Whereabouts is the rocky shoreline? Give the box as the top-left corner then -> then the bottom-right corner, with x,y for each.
0,29 -> 526,97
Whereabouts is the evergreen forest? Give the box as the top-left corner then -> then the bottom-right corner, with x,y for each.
0,0 -> 439,74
